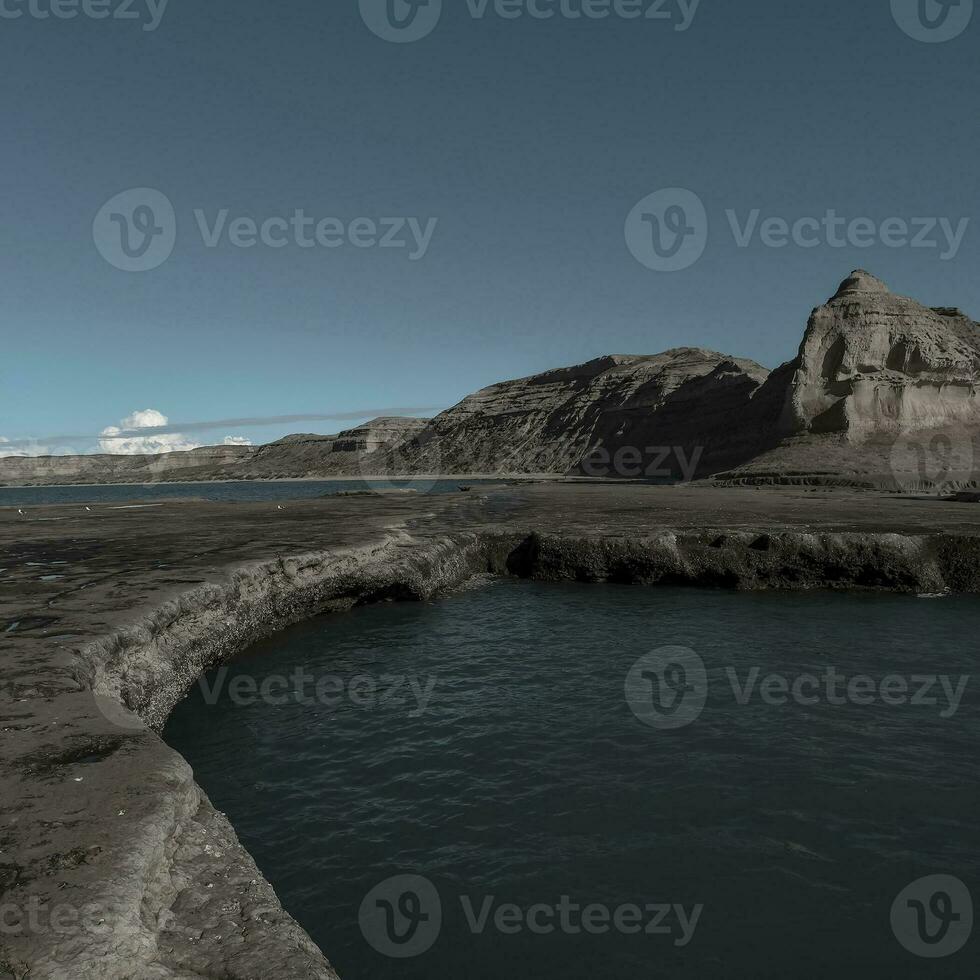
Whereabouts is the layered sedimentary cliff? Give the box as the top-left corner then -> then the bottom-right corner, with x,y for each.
3,271 -> 977,489
370,350 -> 769,479
232,417 -> 431,480
721,271 -> 980,488
380,271 -> 979,486
0,444 -> 254,487
779,270 -> 980,439
0,418 -> 429,487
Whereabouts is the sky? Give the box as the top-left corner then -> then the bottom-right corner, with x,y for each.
2,0 -> 978,455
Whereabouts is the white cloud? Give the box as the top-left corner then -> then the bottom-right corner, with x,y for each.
99,409 -> 202,455
1,414 -> 258,459
97,410 -> 255,456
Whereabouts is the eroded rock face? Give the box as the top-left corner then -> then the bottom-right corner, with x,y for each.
0,419 -> 430,486
774,270 -> 980,441
241,418 -> 431,478
379,271 -> 980,485
373,350 -> 769,477
2,272 -> 977,490
329,416 -> 430,454
722,271 -> 980,488
0,444 -> 254,487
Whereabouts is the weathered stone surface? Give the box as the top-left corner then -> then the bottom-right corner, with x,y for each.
0,444 -> 254,488
328,416 -> 429,454
2,272 -> 978,491
720,271 -> 980,489
371,350 -> 769,478
4,485 -> 980,977
782,270 -> 980,439
0,419 -> 430,488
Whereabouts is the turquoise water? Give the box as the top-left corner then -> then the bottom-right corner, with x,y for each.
165,581 -> 980,978
0,478 -> 506,507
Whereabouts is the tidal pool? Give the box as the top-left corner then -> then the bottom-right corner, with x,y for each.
165,580 -> 980,978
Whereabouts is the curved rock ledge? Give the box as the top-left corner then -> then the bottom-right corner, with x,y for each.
3,485 -> 980,978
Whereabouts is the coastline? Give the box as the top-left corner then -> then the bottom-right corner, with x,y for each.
0,473 -> 566,492
4,484 -> 980,977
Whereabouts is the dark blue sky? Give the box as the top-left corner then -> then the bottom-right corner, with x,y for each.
3,0 -> 977,452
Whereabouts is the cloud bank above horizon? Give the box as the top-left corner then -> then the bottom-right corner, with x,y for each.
97,409 -> 252,456
0,405 -> 443,457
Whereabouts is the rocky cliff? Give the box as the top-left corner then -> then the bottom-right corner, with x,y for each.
719,270 -> 980,489
767,270 -> 980,439
0,418 -> 430,487
3,272 -> 977,490
368,350 -> 770,479
0,443 -> 254,487
378,270 -> 979,488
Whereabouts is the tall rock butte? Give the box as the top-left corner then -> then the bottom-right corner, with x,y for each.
774,269 -> 980,439
724,270 -> 980,487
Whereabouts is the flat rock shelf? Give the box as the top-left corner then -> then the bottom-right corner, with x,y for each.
2,484 -> 980,978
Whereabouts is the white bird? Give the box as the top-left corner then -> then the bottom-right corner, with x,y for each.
85,506 -> 91,512
277,505 -> 284,511
17,509 -> 25,516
